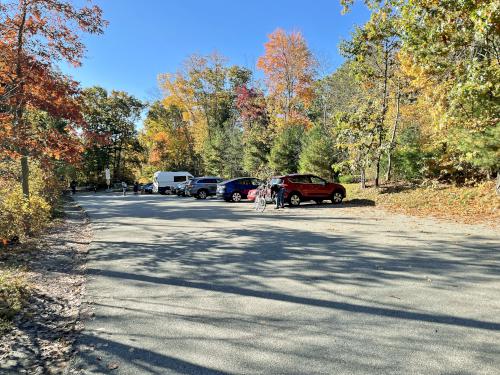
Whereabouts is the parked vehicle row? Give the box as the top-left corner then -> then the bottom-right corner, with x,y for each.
153,171 -> 193,194
217,178 -> 263,202
147,171 -> 346,206
186,177 -> 224,199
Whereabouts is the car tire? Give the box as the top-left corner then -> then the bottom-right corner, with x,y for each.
331,191 -> 343,204
231,192 -> 242,202
289,192 -> 301,207
198,189 -> 208,199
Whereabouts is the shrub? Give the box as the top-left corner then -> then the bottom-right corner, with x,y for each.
0,188 -> 51,241
0,159 -> 57,242
0,270 -> 29,333
339,174 -> 358,184
29,161 -> 66,213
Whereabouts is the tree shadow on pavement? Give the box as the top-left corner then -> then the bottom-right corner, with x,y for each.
73,334 -> 230,375
71,194 -> 500,374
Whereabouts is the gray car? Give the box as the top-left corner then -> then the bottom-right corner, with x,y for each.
186,177 -> 223,199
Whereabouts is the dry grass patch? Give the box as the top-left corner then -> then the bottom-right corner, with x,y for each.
345,181 -> 499,226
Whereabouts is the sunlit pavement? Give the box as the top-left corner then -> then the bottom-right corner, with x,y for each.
69,193 -> 500,374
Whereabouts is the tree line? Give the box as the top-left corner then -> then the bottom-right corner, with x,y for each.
140,1 -> 499,187
1,0 -> 498,203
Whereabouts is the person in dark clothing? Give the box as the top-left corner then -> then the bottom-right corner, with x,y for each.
70,180 -> 77,195
133,181 -> 139,195
271,179 -> 285,209
275,184 -> 285,209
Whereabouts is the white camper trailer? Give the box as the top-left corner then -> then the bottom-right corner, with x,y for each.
152,171 -> 193,194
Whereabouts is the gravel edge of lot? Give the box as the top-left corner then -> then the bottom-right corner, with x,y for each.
0,197 -> 93,375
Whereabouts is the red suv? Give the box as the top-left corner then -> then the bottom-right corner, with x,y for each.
272,174 -> 346,206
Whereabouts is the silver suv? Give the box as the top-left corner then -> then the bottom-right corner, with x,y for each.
186,177 -> 224,199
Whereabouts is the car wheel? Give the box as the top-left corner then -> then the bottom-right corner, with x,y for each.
289,193 -> 301,207
331,191 -> 343,204
198,190 -> 208,199
231,192 -> 242,202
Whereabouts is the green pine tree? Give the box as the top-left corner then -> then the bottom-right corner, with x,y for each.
203,124 -> 244,178
299,124 -> 337,180
269,125 -> 304,175
243,124 -> 271,177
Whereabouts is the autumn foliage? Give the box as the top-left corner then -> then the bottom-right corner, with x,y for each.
0,0 -> 107,197
1,0 -> 106,241
257,28 -> 316,127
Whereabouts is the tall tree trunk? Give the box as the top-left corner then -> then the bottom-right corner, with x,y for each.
374,140 -> 382,188
116,143 -> 122,181
375,45 -> 390,188
360,167 -> 366,189
21,155 -> 29,198
386,85 -> 401,182
122,154 -> 126,180
15,1 -> 28,197
323,97 -> 328,128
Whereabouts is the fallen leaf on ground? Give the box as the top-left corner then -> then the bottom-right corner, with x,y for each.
107,362 -> 119,370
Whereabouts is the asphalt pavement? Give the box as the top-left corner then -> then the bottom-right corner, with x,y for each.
68,193 -> 500,374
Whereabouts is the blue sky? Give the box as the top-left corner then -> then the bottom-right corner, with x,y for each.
63,0 -> 370,102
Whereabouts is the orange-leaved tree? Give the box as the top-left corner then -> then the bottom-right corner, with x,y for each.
0,0 -> 107,198
257,28 -> 316,127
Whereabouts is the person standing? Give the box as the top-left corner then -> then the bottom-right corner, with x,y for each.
133,181 -> 139,195
70,180 -> 77,195
273,179 -> 285,209
121,181 -> 128,196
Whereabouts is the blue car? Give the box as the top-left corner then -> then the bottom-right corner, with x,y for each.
216,177 -> 263,202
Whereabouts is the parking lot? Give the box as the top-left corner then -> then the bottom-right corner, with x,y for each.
71,193 -> 500,374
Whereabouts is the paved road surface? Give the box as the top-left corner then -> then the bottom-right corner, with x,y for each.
69,193 -> 500,374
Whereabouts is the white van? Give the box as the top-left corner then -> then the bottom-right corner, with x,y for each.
153,171 -> 194,194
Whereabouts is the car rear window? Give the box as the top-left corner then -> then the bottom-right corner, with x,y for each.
270,178 -> 283,185
289,175 -> 311,183
310,176 -> 326,184
203,179 -> 218,184
174,176 -> 187,182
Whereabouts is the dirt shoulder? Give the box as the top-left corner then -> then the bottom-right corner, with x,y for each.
0,197 -> 92,375
345,181 -> 499,227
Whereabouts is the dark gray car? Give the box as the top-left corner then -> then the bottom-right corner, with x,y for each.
186,177 -> 224,199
